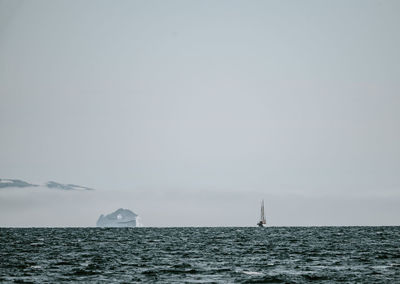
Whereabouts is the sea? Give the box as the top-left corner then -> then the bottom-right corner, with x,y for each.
1,227 -> 399,283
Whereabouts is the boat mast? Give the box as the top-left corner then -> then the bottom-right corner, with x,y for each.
261,199 -> 266,224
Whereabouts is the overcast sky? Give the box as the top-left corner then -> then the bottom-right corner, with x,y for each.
0,0 -> 399,226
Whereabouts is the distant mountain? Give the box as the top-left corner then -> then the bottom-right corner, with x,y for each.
46,181 -> 94,191
0,179 -> 38,188
0,178 -> 94,191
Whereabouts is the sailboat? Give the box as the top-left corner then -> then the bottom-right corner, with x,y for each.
257,199 -> 266,227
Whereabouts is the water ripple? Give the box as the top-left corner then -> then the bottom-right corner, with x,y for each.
1,227 -> 399,283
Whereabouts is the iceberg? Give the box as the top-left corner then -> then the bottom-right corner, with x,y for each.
96,208 -> 138,227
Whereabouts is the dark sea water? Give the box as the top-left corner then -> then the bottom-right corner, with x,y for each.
1,227 -> 399,283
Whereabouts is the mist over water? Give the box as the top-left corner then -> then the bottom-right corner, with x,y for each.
1,227 -> 399,283
1,186 -> 399,227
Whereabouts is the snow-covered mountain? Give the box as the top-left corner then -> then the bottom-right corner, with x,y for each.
0,179 -> 38,188
45,181 -> 94,191
0,178 -> 94,190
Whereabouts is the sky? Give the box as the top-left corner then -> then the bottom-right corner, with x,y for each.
0,0 -> 399,226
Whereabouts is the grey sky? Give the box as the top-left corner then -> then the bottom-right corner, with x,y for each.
0,0 -> 399,226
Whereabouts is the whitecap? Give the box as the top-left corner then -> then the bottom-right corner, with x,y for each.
243,271 -> 263,275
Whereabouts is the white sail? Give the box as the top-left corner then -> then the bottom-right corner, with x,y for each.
261,200 -> 266,224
